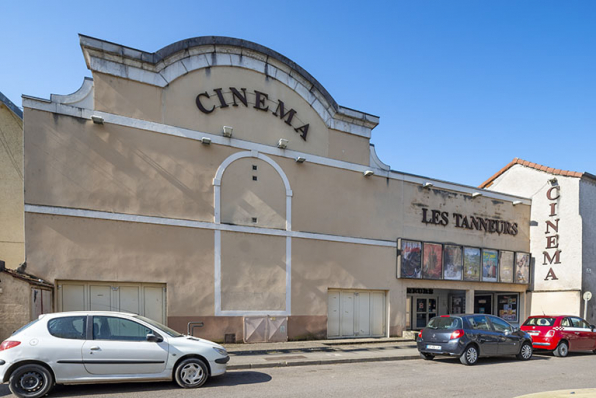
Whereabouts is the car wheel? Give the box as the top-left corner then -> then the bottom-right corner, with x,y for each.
460,345 -> 479,365
516,342 -> 533,360
553,341 -> 569,357
9,364 -> 54,398
174,358 -> 209,388
420,353 -> 435,360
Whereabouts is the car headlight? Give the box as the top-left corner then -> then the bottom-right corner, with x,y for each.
213,347 -> 227,356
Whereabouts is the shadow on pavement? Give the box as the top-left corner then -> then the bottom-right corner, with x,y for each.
429,355 -> 551,366
0,384 -> 10,397
8,371 -> 273,397
533,351 -> 595,358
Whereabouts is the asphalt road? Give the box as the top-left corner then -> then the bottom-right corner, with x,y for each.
1,352 -> 595,398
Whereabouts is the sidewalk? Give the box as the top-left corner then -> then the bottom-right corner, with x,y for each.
223,337 -> 420,370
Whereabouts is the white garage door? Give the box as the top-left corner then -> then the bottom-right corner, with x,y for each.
57,281 -> 166,324
328,290 -> 386,338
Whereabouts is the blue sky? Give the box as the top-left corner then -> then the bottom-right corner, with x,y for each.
2,1 -> 594,186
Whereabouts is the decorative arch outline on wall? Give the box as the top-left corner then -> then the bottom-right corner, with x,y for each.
213,150 -> 292,316
213,150 -> 293,230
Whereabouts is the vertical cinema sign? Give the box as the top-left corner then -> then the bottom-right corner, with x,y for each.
543,184 -> 561,281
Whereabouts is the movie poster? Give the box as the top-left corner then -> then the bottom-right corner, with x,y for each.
401,240 -> 422,278
482,249 -> 498,282
515,252 -> 531,284
444,245 -> 463,280
463,247 -> 481,281
499,251 -> 514,283
422,243 -> 443,279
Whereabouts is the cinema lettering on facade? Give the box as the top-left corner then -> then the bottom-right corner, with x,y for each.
19,35 -> 594,343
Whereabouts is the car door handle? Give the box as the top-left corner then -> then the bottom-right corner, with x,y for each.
575,332 -> 580,335
90,346 -> 100,351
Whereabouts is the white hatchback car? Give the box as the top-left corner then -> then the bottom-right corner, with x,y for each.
0,311 -> 228,398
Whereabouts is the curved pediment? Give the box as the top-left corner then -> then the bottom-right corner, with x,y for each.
80,35 -> 378,140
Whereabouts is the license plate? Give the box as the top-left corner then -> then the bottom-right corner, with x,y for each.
527,332 -> 539,335
426,345 -> 441,350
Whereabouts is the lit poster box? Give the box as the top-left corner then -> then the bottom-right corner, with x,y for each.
396,238 -> 530,284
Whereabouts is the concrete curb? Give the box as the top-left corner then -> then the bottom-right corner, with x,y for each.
228,354 -> 421,370
228,344 -> 418,356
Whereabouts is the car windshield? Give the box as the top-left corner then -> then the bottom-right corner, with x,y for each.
427,317 -> 463,330
133,315 -> 184,337
523,317 -> 556,327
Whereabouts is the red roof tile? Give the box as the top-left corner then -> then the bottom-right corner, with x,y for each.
479,158 -> 595,188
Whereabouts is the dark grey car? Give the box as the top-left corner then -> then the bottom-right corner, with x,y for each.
416,314 -> 533,365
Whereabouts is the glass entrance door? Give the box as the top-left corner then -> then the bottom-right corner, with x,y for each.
474,294 -> 493,315
414,297 -> 437,329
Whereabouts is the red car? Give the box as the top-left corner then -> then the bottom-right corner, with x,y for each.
521,315 -> 596,357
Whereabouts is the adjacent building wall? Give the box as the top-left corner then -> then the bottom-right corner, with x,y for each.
0,93 -> 24,269
580,178 -> 596,324
0,274 -> 29,340
486,163 -> 590,319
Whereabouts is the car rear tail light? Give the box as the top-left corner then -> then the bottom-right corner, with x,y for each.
546,330 -> 555,338
0,341 -> 21,351
450,329 -> 464,340
418,330 -> 423,339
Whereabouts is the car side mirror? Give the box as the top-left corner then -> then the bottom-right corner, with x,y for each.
146,333 -> 163,343
591,325 -> 595,332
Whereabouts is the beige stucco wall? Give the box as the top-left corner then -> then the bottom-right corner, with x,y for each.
24,108 -> 236,222
529,291 -> 581,316
0,273 -> 30,341
0,103 -> 24,269
291,239 -> 396,316
94,72 -> 163,124
25,106 -> 530,250
24,213 -> 215,317
221,231 -> 286,311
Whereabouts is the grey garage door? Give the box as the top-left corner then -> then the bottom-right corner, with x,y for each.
57,281 -> 166,324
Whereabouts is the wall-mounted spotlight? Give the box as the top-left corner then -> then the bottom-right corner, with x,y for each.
91,115 -> 104,124
201,137 -> 211,145
295,156 -> 306,163
222,126 -> 233,137
363,170 -> 374,177
549,177 -> 558,185
512,200 -> 522,206
471,192 -> 482,198
423,182 -> 433,189
278,139 -> 289,149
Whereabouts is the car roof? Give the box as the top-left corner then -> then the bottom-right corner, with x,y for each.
439,314 -> 498,317
42,311 -> 141,318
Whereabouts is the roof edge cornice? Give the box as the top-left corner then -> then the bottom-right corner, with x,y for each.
79,34 -> 379,129
0,91 -> 23,119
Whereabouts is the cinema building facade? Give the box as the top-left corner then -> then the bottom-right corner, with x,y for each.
22,36 -> 534,342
